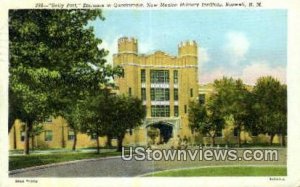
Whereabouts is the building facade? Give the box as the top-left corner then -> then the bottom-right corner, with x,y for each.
8,37 -> 284,150
113,37 -> 199,145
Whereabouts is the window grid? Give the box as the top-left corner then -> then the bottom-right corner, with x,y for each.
150,70 -> 169,83
151,88 -> 169,101
151,105 -> 170,117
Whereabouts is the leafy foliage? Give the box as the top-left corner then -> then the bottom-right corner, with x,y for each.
252,76 -> 287,145
9,9 -> 122,154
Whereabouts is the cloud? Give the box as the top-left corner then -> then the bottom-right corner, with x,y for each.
224,31 -> 250,65
198,47 -> 210,65
200,68 -> 237,84
139,38 -> 155,54
98,36 -> 121,65
241,62 -> 286,85
200,61 -> 286,85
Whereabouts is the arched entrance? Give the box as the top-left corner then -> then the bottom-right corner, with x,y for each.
146,122 -> 173,144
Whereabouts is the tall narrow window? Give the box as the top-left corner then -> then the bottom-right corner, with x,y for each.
190,88 -> 193,97
141,88 -> 146,101
141,69 -> 146,83
199,94 -> 205,105
20,131 -> 25,142
174,106 -> 179,117
68,130 -> 75,140
128,87 -> 132,96
44,130 -> 53,141
184,105 -> 187,114
174,88 -> 178,101
174,70 -> 178,84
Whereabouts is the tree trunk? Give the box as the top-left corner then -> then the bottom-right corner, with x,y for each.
107,134 -> 112,148
96,135 -> 100,154
72,132 -> 77,151
237,129 -> 241,148
31,136 -> 35,151
117,133 -> 125,152
24,120 -> 33,155
269,134 -> 274,145
211,136 -> 215,147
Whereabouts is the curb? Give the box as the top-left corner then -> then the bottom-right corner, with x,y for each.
9,155 -> 122,175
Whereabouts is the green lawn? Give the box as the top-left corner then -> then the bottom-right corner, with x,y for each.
9,151 -> 121,171
147,166 -> 287,176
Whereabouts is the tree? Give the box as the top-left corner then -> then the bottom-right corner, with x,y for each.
30,122 -> 44,150
252,76 -> 287,146
81,91 -> 110,154
211,77 -> 251,147
109,95 -> 146,152
147,127 -> 159,145
9,9 -> 121,154
189,101 -> 225,146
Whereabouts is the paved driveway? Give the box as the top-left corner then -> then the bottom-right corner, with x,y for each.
10,148 -> 286,177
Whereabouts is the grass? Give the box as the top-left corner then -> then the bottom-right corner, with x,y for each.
9,151 -> 121,171
147,166 -> 287,176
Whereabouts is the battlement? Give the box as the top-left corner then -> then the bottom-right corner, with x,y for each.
118,37 -> 138,54
178,40 -> 197,48
178,40 -> 198,57
118,37 -> 138,44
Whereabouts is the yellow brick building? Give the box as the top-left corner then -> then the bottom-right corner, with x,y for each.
8,37 -> 284,150
113,37 -> 199,146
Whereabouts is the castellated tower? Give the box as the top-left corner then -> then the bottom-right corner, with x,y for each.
178,40 -> 198,65
118,37 -> 138,54
113,37 -> 139,97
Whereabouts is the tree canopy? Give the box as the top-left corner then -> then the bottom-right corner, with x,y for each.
9,9 -> 122,154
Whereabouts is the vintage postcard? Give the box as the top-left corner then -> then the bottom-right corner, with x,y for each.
0,0 -> 300,187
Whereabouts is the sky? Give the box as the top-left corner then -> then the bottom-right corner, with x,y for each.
91,10 -> 287,85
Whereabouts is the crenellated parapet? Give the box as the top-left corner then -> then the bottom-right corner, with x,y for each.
118,37 -> 138,54
178,40 -> 198,57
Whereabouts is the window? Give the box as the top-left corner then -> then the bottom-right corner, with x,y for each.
128,87 -> 132,96
141,88 -> 146,101
68,130 -> 75,140
91,133 -> 97,140
141,69 -> 146,83
190,88 -> 193,97
44,130 -> 53,141
150,88 -> 169,101
199,94 -> 205,105
184,105 -> 187,114
251,128 -> 258,136
20,131 -> 25,142
215,127 -> 223,137
174,88 -> 178,101
173,70 -> 178,84
150,70 -> 169,84
151,105 -> 170,117
174,106 -> 179,117
233,127 -> 238,137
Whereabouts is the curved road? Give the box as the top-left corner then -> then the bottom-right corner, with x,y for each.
10,151 -> 286,177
